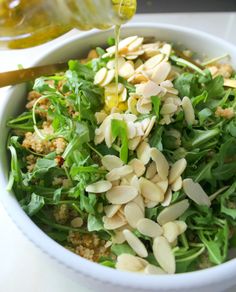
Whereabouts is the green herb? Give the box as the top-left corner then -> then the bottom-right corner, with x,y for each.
111,119 -> 129,163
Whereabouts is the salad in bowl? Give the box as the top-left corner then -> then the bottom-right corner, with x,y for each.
6,33 -> 236,276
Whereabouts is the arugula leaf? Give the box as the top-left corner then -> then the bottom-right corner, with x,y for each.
68,60 -> 94,81
87,214 -> 104,232
32,157 -> 57,177
111,243 -> 136,256
220,182 -> 236,219
149,126 -> 163,151
111,119 -> 128,163
174,72 -> 200,98
63,122 -> 90,159
151,96 -> 161,120
205,75 -> 224,99
33,77 -> 57,93
22,193 -> 45,216
191,90 -> 208,107
107,37 -> 115,46
8,145 -> 22,187
198,108 -> 212,125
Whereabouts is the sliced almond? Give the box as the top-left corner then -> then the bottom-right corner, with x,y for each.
135,122 -> 145,136
94,67 -> 107,85
119,61 -> 135,79
153,236 -> 175,274
123,229 -> 148,258
136,98 -> 152,114
151,174 -> 163,183
171,176 -> 183,192
160,103 -> 178,115
146,161 -> 157,179
182,178 -> 211,207
136,141 -> 151,165
132,194 -> 145,213
104,204 -> 121,218
144,264 -> 166,275
144,54 -> 164,70
160,43 -> 172,58
119,36 -> 138,51
126,55 -> 140,60
128,136 -> 141,150
137,218 -> 163,238
157,180 -> 168,194
139,177 -> 164,202
112,180 -> 120,187
129,73 -> 149,84
128,96 -> 139,115
123,113 -> 137,123
143,116 -> 156,138
157,199 -> 189,225
223,79 -> 236,88
103,214 -> 126,230
106,185 -> 138,204
100,69 -> 115,87
140,118 -> 150,132
128,159 -> 146,177
182,96 -> 195,126
124,202 -> 144,228
142,80 -> 162,99
106,165 -> 133,181
151,61 -> 171,84
128,37 -> 144,51
168,158 -> 187,185
106,57 -> 125,70
105,82 -> 124,94
125,50 -> 144,57
134,58 -> 143,69
175,220 -> 187,234
145,200 -> 159,208
162,222 -> 180,243
161,187 -> 172,207
119,87 -> 127,102
94,131 -> 104,145
127,121 -> 136,139
135,82 -> 146,95
85,180 -> 112,193
70,217 -> 83,228
130,175 -> 140,193
95,111 -> 107,124
112,229 -> 126,244
150,148 -> 169,180
101,155 -> 124,171
116,253 -> 146,272
104,121 -> 113,148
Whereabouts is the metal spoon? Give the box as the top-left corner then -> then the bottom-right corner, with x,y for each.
0,62 -> 68,88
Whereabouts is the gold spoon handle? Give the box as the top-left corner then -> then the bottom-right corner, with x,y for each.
0,62 -> 68,88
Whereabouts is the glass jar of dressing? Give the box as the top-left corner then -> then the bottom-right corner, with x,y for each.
0,0 -> 136,49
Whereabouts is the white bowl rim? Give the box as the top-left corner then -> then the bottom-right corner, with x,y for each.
1,22 -> 236,290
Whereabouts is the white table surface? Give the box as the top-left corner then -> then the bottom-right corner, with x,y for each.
1,12 -> 236,292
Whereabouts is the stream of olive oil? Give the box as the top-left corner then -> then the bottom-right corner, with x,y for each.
114,24 -> 121,106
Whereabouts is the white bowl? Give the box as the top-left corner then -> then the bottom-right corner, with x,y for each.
1,23 -> 236,292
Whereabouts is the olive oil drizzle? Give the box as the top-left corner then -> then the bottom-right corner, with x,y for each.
114,24 -> 121,106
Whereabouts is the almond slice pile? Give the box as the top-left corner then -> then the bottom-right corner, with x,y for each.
94,36 -> 195,126
87,35 -> 217,275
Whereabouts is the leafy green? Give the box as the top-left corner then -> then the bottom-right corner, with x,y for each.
22,193 -> 45,216
87,214 -> 104,232
111,243 -> 136,256
151,96 -> 161,120
111,119 -> 128,163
